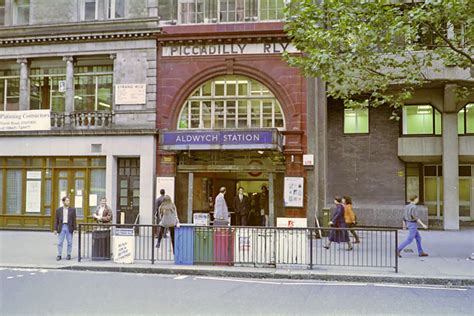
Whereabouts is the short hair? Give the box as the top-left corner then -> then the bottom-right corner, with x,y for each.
100,197 -> 107,201
343,196 -> 352,205
261,185 -> 267,191
160,189 -> 165,195
220,187 -> 226,193
334,196 -> 342,203
61,196 -> 69,202
409,195 -> 418,202
238,187 -> 244,191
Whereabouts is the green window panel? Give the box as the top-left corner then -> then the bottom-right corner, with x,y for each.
344,108 -> 369,134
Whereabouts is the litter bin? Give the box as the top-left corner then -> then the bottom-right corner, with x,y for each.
214,228 -> 234,265
175,225 -> 194,265
321,208 -> 331,237
91,229 -> 111,261
193,228 -> 214,264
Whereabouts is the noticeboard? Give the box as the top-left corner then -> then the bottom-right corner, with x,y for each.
284,177 -> 304,208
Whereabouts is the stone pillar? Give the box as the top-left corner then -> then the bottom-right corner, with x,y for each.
269,172 -> 274,226
106,154 -> 118,224
187,172 -> 194,223
314,78 -> 328,225
306,78 -> 317,226
16,58 -> 29,111
63,56 -> 75,114
443,84 -> 460,230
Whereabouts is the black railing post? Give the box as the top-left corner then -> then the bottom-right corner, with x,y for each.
309,229 -> 313,270
78,224 -> 82,262
151,225 -> 155,264
395,229 -> 398,273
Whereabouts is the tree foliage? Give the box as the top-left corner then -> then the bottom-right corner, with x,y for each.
284,0 -> 474,117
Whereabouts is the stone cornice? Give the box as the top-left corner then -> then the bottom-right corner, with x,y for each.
0,128 -> 158,137
0,30 -> 161,46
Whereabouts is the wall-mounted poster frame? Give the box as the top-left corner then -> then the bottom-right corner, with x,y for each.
156,177 -> 175,202
284,177 -> 304,208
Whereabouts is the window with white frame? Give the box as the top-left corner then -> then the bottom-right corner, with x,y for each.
0,0 -> 6,26
344,108 -> 369,134
108,0 -> 125,19
13,0 -> 29,25
30,64 -> 66,113
178,75 -> 285,130
83,0 -> 98,20
0,67 -> 20,111
172,0 -> 282,24
74,65 -> 113,112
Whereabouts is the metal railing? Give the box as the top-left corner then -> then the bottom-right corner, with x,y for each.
78,224 -> 398,272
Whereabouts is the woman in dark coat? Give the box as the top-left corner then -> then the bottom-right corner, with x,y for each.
324,196 -> 352,250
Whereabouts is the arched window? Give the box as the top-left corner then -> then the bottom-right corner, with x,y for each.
178,75 -> 285,130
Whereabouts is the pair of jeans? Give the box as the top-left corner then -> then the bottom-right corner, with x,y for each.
58,224 -> 73,256
398,221 -> 424,255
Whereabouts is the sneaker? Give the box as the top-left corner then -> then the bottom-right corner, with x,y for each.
66,255 -> 71,260
397,251 -> 402,258
419,253 -> 429,257
56,256 -> 61,261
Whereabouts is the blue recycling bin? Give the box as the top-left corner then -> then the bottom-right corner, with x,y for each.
174,225 -> 194,265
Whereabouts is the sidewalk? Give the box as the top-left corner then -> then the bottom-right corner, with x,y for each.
1,228 -> 473,286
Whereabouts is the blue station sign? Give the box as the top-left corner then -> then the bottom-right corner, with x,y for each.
160,129 -> 282,151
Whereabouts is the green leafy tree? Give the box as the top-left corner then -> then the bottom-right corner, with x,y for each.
284,0 -> 474,118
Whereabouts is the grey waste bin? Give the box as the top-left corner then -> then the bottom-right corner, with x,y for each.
92,229 -> 111,260
321,208 -> 331,237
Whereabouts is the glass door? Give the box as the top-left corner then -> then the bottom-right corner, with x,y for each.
55,169 -> 89,224
117,158 -> 140,224
424,165 -> 443,219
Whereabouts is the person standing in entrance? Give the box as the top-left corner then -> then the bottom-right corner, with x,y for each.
397,195 -> 429,258
343,196 -> 360,243
260,185 -> 269,226
156,195 -> 180,250
214,187 -> 229,225
233,187 -> 250,226
54,197 -> 77,261
155,189 -> 166,225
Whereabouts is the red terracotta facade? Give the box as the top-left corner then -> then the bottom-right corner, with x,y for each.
156,23 -> 308,217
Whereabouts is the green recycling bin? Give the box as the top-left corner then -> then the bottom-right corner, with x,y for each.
193,228 -> 214,264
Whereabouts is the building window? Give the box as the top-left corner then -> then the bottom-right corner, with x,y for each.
260,0 -> 285,21
343,108 -> 369,134
6,169 -> 23,214
13,0 -> 29,25
0,0 -> 5,26
178,75 -> 285,130
108,0 -> 125,19
74,65 -> 113,112
83,0 -> 98,20
0,67 -> 20,111
30,63 -> 66,112
402,105 -> 442,135
172,0 -> 283,24
458,103 -> 474,135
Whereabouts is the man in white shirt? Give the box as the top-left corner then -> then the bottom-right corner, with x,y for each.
54,197 -> 77,261
214,187 -> 229,226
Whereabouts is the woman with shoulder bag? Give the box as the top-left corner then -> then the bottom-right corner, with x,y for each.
156,195 -> 180,251
343,196 -> 360,243
324,196 -> 352,251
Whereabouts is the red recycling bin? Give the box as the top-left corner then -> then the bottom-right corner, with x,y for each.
213,228 -> 234,265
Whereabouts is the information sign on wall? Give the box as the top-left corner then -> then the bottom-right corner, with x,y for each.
115,84 -> 146,105
26,171 -> 42,213
0,110 -> 51,131
156,177 -> 175,203
284,177 -> 304,208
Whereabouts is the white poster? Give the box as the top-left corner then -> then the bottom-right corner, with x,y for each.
26,181 -> 41,213
75,196 -> 83,208
156,177 -> 175,203
115,84 -> 146,105
113,228 -> 135,264
284,177 -> 304,208
89,194 -> 98,207
0,110 -> 51,131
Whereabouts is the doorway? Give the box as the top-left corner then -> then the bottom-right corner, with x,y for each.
117,158 -> 140,224
54,169 -> 88,223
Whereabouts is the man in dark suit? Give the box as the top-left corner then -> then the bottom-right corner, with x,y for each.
54,196 -> 77,261
233,187 -> 250,226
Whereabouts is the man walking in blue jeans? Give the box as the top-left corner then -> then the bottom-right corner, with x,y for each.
397,195 -> 429,258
